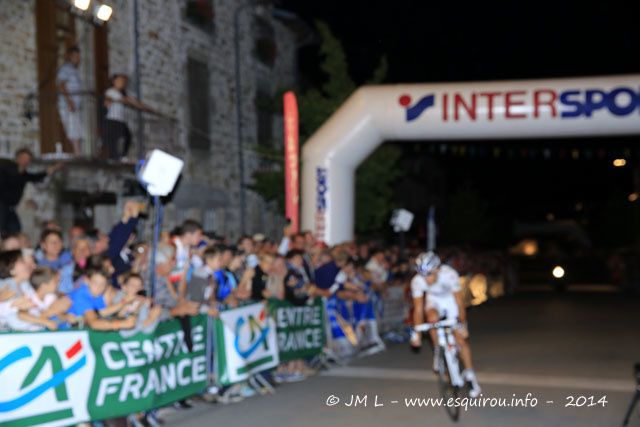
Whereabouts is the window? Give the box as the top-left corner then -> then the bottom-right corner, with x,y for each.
255,80 -> 273,148
185,0 -> 215,33
187,57 -> 210,150
203,209 -> 216,231
254,18 -> 277,67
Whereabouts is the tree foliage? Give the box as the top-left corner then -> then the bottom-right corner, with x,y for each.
441,187 -> 493,245
250,21 -> 399,235
355,145 -> 403,234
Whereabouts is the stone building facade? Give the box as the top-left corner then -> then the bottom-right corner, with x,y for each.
0,0 -> 301,242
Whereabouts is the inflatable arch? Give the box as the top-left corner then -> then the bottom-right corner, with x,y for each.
301,74 -> 640,245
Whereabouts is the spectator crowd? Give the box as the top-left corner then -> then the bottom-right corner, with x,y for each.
0,198 -> 425,424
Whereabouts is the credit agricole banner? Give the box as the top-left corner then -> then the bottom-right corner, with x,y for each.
0,315 -> 207,427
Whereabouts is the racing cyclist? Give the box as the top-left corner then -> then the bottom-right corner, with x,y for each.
410,251 -> 481,397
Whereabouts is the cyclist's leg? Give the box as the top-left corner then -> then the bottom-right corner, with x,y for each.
445,298 -> 473,370
447,298 -> 481,395
454,329 -> 473,370
425,304 -> 441,371
425,307 -> 440,348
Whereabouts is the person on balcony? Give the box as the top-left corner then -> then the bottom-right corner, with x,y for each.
57,46 -> 84,156
103,74 -> 156,160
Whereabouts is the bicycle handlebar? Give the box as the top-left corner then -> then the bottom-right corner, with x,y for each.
413,318 -> 461,332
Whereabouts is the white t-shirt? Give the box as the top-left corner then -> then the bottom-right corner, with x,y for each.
4,292 -> 57,332
57,62 -> 83,109
411,264 -> 461,300
105,87 -> 125,121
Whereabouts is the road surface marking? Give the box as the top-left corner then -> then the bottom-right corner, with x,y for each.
321,366 -> 633,392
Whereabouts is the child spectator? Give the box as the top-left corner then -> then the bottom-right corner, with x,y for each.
113,273 -> 163,334
1,233 -> 21,251
66,268 -> 137,330
71,237 -> 91,282
36,229 -> 75,293
0,250 -> 35,330
11,267 -> 65,331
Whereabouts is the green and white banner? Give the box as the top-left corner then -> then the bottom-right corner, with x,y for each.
268,298 -> 325,362
0,316 -> 207,427
215,302 -> 279,386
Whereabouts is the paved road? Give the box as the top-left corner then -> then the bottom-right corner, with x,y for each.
165,290 -> 640,427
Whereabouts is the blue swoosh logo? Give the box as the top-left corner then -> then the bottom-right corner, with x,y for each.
233,318 -> 270,359
0,347 -> 86,412
407,95 -> 435,121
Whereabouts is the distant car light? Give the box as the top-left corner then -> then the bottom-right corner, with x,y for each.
552,266 -> 565,279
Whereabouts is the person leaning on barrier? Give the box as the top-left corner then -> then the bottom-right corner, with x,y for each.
11,267 -> 73,331
0,249 -> 37,331
189,247 -> 225,317
152,243 -> 199,317
284,250 -> 317,306
65,268 -> 137,330
248,252 -> 276,301
111,272 -> 163,332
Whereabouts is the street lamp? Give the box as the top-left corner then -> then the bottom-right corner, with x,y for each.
234,1 -> 267,235
613,158 -> 627,167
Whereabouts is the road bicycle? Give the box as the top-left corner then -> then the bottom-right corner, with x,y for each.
414,318 -> 468,422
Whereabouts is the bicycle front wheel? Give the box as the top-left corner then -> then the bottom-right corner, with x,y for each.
436,346 -> 460,422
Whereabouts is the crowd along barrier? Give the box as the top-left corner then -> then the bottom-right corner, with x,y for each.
0,299 -> 328,426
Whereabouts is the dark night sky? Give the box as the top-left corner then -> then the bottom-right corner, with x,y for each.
280,0 -> 639,246
281,0 -> 639,84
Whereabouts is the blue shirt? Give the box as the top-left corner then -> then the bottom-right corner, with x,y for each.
214,270 -> 237,302
67,283 -> 106,317
314,261 -> 340,290
36,250 -> 75,294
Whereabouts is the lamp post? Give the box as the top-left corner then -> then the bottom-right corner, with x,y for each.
234,2 -> 253,236
233,1 -> 267,235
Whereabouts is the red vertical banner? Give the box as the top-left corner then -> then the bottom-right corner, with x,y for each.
283,91 -> 300,233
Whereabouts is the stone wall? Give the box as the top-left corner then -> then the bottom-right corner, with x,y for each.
1,0 -> 299,243
104,0 -> 297,240
0,0 -> 38,156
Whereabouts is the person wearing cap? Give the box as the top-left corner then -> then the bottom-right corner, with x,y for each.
410,251 -> 481,398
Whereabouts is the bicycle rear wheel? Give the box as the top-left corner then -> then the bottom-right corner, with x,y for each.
436,346 -> 460,422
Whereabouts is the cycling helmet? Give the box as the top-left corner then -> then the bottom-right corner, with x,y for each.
415,251 -> 441,275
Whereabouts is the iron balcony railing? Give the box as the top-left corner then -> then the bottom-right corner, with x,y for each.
22,91 -> 183,161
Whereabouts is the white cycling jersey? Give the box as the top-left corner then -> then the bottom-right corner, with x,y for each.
411,264 -> 461,320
